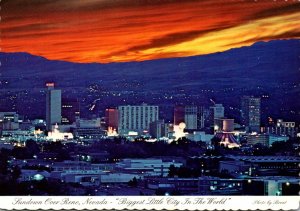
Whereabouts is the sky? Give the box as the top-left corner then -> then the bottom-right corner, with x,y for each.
1,0 -> 300,63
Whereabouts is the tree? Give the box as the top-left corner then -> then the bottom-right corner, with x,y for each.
128,177 -> 138,187
11,165 -> 21,181
211,137 -> 221,147
253,143 -> 270,156
270,141 -> 294,155
168,165 -> 177,177
12,147 -> 32,159
0,148 -> 10,175
26,139 -> 40,155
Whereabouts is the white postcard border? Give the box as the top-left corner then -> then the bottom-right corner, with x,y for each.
0,196 -> 299,210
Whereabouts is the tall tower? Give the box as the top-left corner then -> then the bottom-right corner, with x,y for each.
241,96 -> 261,133
46,83 -> 61,131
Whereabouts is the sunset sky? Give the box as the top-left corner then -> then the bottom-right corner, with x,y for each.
1,0 -> 300,63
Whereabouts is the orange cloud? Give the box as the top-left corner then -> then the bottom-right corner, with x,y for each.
1,0 -> 299,63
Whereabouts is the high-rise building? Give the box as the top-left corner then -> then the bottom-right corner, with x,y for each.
185,106 -> 205,130
118,104 -> 159,135
61,98 -> 80,125
184,106 -> 198,130
174,105 -> 185,125
105,108 -> 119,130
209,104 -> 224,125
241,96 -> 261,133
46,83 -> 61,131
149,120 -> 170,139
174,105 -> 205,130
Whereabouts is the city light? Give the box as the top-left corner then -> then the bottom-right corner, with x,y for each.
173,122 -> 187,141
0,0 -> 299,200
47,124 -> 73,142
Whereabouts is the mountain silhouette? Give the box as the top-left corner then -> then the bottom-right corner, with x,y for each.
0,39 -> 299,91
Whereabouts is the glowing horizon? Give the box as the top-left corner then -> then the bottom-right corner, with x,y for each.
1,0 -> 300,63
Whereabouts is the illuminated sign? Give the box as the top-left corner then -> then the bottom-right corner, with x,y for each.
46,82 -> 55,87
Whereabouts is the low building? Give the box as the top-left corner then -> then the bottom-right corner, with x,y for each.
100,173 -> 141,184
187,156 -> 223,175
262,119 -> 298,138
19,121 -> 33,131
246,134 -> 269,146
219,160 -> 251,176
146,177 -> 199,194
62,173 -> 102,186
199,176 -> 299,196
146,176 -> 299,196
19,170 -> 50,182
198,176 -> 243,195
269,134 -> 289,146
0,112 -> 20,131
186,131 -> 213,144
116,158 -> 183,177
76,118 -> 101,128
73,127 -> 106,139
72,151 -> 110,163
51,160 -> 114,172
225,155 -> 300,176
1,129 -> 36,142
242,176 -> 300,196
48,161 -> 115,186
0,142 -> 14,150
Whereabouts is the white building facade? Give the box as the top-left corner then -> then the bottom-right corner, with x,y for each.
118,104 -> 158,135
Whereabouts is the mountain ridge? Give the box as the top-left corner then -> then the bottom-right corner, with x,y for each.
1,38 -> 297,65
0,39 -> 299,91
0,39 -> 300,65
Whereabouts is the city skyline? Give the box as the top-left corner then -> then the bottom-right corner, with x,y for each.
1,0 -> 300,63
1,39 -> 299,125
0,0 -> 299,203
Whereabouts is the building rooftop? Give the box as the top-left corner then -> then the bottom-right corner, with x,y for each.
227,155 -> 300,162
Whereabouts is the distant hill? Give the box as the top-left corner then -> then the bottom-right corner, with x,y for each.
0,39 -> 299,91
